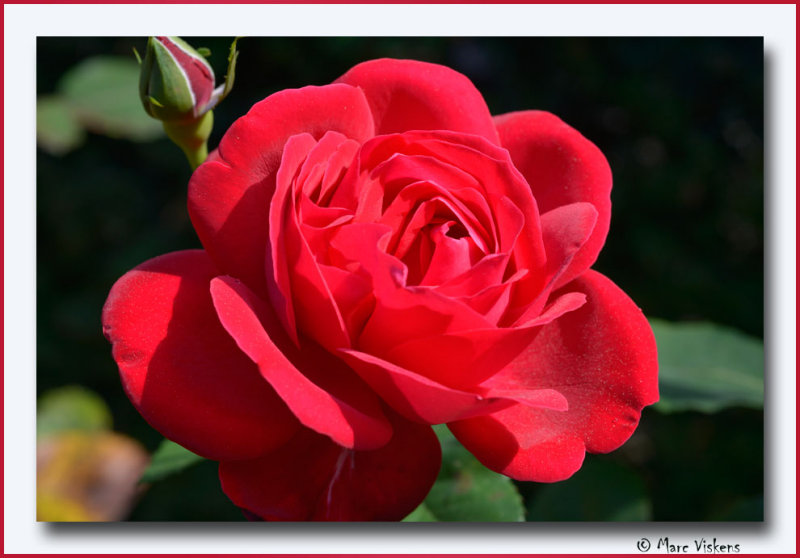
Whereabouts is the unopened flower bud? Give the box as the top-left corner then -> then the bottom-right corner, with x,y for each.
139,36 -> 220,122
137,36 -> 239,169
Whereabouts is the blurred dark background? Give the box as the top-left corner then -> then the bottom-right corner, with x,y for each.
36,37 -> 763,521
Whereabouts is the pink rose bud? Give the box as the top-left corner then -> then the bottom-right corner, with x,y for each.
139,36 -> 219,122
137,36 -> 239,169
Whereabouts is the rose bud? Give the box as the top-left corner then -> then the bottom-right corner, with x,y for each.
138,36 -> 238,168
140,36 -> 216,121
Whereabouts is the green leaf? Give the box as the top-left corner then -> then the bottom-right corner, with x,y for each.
36,95 -> 86,155
417,425 -> 524,521
402,502 -> 438,522
526,458 -> 652,521
651,319 -> 764,413
37,386 -> 113,438
57,56 -> 163,141
140,439 -> 206,483
220,37 -> 240,101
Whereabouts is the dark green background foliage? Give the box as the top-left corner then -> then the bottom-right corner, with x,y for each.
36,37 -> 764,521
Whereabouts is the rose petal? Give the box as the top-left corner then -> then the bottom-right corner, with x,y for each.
314,262 -> 375,338
379,181 -> 492,260
266,133 -> 318,344
188,84 -> 375,295
362,151 -> 495,247
318,139 -> 362,205
359,283 -> 495,358
494,110 -> 612,289
511,202 -> 597,324
383,290 -> 586,390
355,131 -> 540,261
402,131 -> 549,305
340,348 -> 568,425
324,221 -> 497,354
101,250 -> 299,461
518,290 -> 587,328
384,326 -> 541,389
269,133 -> 352,350
449,270 -> 659,482
490,193 -> 526,257
456,276 -> 518,325
339,349 -> 515,424
326,221 -> 406,295
335,58 -> 499,144
540,202 -> 599,287
420,222 -> 482,286
219,411 -> 441,521
210,276 -> 392,451
436,253 -> 510,298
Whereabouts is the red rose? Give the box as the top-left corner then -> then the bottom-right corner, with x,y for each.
102,58 -> 658,521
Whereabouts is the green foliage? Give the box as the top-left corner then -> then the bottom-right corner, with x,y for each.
526,458 -> 651,521
221,37 -> 240,100
651,319 -> 764,413
36,95 -> 86,155
37,56 -> 163,155
60,56 -> 164,140
140,439 -> 206,484
37,385 -> 113,438
402,502 -> 437,522
404,425 -> 524,521
129,458 -> 246,520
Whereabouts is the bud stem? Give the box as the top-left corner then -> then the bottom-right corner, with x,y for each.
162,111 -> 214,169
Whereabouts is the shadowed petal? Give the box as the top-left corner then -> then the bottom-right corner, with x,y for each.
210,275 -> 392,451
101,250 -> 299,461
219,411 -> 441,521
